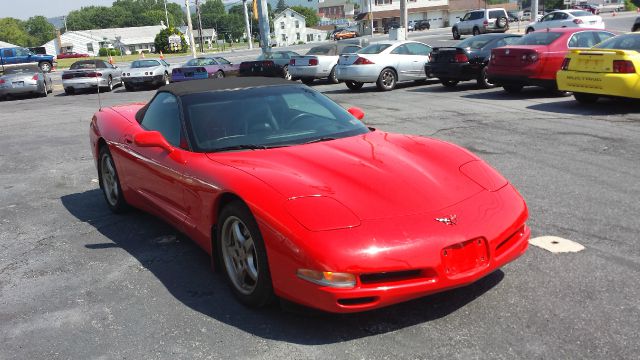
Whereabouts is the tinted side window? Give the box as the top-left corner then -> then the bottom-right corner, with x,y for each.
3,49 -> 12,57
489,10 -> 505,19
340,46 -> 360,54
391,44 -> 410,55
141,92 -> 182,147
406,43 -> 432,56
568,32 -> 598,48
470,12 -> 484,20
595,32 -> 615,43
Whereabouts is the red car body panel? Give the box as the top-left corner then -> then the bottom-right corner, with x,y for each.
90,102 -> 530,313
487,28 -> 607,88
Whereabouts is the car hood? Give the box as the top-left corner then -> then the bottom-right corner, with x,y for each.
207,131 -> 486,220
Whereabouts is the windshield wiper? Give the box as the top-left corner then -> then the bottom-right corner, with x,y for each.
303,137 -> 336,145
211,144 -> 268,152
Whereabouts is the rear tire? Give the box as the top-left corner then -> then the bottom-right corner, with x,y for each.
473,27 -> 480,36
503,84 -> 523,94
345,80 -> 363,90
105,76 -> 113,92
452,27 -> 460,40
39,82 -> 48,97
39,61 -> 52,72
217,200 -> 274,308
328,66 -> 339,84
574,92 -> 599,104
215,70 -> 225,79
282,65 -> 291,81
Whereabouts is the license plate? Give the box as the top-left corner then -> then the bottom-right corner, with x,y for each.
12,81 -> 24,87
441,238 -> 489,276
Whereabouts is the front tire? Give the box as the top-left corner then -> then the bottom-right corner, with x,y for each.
215,70 -> 225,79
39,61 -> 52,72
98,146 -> 128,213
476,67 -> 494,89
574,92 -> 599,104
104,76 -> 113,92
282,65 -> 291,81
217,200 -> 274,307
473,27 -> 480,36
345,80 -> 363,90
376,68 -> 397,91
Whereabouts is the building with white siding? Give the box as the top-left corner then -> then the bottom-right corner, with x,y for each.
359,0 -> 449,33
274,8 -> 308,47
0,40 -> 18,48
42,25 -> 166,56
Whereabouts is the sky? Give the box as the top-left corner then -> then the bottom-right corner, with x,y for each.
2,0 -> 186,20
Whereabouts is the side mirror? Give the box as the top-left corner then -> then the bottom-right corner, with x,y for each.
134,131 -> 174,153
347,107 -> 365,121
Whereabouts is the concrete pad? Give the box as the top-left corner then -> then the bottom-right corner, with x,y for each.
529,236 -> 585,253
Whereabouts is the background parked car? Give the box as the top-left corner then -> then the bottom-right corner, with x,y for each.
171,56 -> 238,82
413,19 -> 431,30
0,65 -> 53,100
56,52 -> 90,59
123,59 -> 171,90
62,59 -> 122,95
289,39 -> 365,84
426,33 -> 521,89
632,16 -> 640,32
452,8 -> 509,39
383,21 -> 400,34
487,28 -> 614,94
336,40 -> 433,91
239,51 -> 300,80
526,10 -> 604,33
558,33 -> 640,103
0,47 -> 56,73
334,29 -> 359,40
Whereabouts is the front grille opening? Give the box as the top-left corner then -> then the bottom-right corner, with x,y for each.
337,297 -> 378,306
360,269 -> 425,284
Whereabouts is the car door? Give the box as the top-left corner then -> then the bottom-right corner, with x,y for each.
389,44 -> 415,80
458,13 -> 472,33
119,92 -> 189,228
554,12 -> 570,27
537,13 -> 557,30
405,42 -> 432,79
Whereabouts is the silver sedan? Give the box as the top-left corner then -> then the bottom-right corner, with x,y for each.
0,65 -> 53,100
62,59 -> 123,95
336,40 -> 433,91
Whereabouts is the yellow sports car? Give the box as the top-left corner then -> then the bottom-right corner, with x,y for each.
557,33 -> 640,103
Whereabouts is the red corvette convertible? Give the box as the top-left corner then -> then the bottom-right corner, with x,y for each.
90,77 -> 530,313
487,28 -> 614,93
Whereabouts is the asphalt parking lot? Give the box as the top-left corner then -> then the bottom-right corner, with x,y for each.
2,13 -> 640,360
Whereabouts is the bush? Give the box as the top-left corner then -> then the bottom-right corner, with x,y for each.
98,48 -> 121,56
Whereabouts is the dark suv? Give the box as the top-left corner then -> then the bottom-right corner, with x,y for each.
633,17 -> 640,32
414,20 -> 431,30
383,21 -> 400,34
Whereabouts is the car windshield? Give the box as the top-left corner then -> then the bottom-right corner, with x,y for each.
182,85 -> 370,152
570,10 -> 593,17
514,32 -> 563,45
306,47 -> 332,55
457,34 -> 496,49
70,61 -> 97,69
258,52 -> 287,60
594,34 -> 640,51
358,44 -> 392,54
131,60 -> 160,68
186,58 -> 216,66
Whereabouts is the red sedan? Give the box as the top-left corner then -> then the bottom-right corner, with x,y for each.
487,28 -> 614,93
57,52 -> 90,59
90,77 -> 530,313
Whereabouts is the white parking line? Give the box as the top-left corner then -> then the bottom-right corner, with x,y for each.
529,236 -> 585,253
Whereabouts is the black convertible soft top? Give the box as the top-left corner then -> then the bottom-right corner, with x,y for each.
159,77 -> 294,97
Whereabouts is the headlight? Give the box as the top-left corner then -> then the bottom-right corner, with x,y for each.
297,269 -> 356,288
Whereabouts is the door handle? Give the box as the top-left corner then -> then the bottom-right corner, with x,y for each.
124,134 -> 133,144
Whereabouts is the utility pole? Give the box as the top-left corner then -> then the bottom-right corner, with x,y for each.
399,0 -> 407,40
163,0 -> 170,27
195,0 -> 204,53
368,0 -> 374,37
243,0 -> 253,49
257,0 -> 271,53
532,0 -> 538,24
185,0 -> 197,59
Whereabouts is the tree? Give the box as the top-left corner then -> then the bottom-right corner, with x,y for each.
154,27 -> 188,53
290,6 -> 319,27
24,16 -> 56,45
276,0 -> 287,13
0,18 -> 32,46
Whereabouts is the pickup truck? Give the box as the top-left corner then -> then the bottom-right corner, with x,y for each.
0,47 -> 56,73
289,38 -> 368,85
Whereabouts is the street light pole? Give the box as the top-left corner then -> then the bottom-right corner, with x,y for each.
242,0 -> 253,49
185,0 -> 197,59
163,0 -> 170,27
257,0 -> 271,53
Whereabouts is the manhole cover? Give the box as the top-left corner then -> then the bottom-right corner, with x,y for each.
529,236 -> 585,253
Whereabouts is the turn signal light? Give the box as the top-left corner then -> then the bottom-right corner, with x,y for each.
561,58 -> 571,70
613,60 -> 635,73
297,269 -> 356,288
354,57 -> 375,65
573,18 -> 584,24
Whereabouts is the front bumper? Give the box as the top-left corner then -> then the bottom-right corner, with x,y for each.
557,70 -> 640,99
335,64 -> 384,83
124,74 -> 163,86
267,184 -> 530,313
